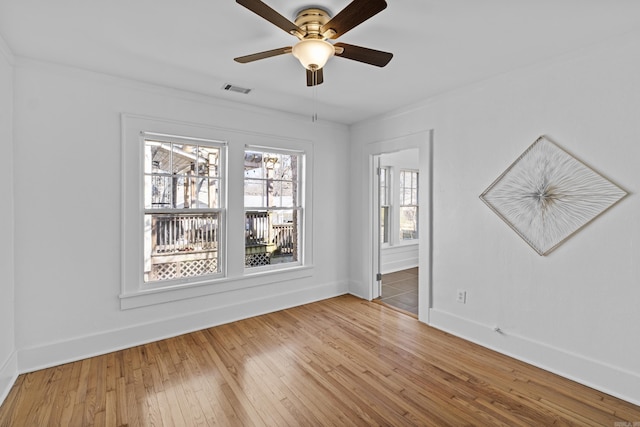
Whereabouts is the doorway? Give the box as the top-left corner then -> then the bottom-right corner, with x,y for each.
374,148 -> 420,316
366,130 -> 432,323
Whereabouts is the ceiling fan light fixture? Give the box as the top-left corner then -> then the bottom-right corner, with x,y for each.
234,0 -> 392,86
292,39 -> 335,71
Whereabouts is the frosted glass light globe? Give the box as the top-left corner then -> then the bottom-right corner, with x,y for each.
292,39 -> 335,70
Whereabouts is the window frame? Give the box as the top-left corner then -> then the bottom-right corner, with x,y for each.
243,145 -> 305,272
122,117 -> 229,301
399,169 -> 419,242
142,131 -> 227,284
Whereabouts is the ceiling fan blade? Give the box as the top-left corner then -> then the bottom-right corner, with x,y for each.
236,0 -> 301,36
234,47 -> 292,63
306,68 -> 324,86
334,43 -> 393,67
321,0 -> 387,39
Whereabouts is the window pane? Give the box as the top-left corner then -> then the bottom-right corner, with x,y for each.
400,206 -> 418,240
403,189 -> 413,205
172,175 -> 193,208
145,140 -> 170,174
244,151 -> 300,209
379,167 -> 388,206
281,181 -> 294,205
266,180 -> 279,207
144,212 -> 220,282
197,146 -> 220,178
171,144 -> 196,175
195,178 -> 220,209
145,174 -> 173,209
399,170 -> 418,204
381,206 -> 389,243
265,181 -> 297,208
273,154 -> 294,180
245,209 -> 299,268
244,151 -> 263,173
244,179 -> 265,207
145,140 -> 221,210
263,153 -> 279,175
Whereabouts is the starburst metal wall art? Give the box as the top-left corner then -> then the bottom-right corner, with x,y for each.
480,135 -> 627,255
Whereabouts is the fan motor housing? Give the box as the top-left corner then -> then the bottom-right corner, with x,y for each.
294,8 -> 331,38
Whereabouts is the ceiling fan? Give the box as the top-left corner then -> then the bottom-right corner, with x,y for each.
234,0 -> 393,86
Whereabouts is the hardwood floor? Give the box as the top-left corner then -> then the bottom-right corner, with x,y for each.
379,267 -> 419,315
1,295 -> 639,426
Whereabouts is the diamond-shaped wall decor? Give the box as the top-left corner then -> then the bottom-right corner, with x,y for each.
480,136 -> 627,255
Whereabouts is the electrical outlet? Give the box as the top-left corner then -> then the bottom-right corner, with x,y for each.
456,290 -> 467,304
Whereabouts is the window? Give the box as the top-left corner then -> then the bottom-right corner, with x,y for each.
244,148 -> 303,269
379,167 -> 390,244
122,114 -> 313,309
143,133 -> 226,283
399,170 -> 418,240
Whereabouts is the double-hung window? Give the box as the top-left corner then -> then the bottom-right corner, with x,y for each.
379,167 -> 390,244
399,169 -> 419,240
244,147 -> 303,269
122,115 -> 312,309
142,133 -> 226,283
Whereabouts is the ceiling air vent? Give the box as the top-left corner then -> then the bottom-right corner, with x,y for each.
222,83 -> 251,94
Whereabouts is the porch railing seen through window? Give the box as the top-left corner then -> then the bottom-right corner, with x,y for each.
144,213 -> 220,282
245,211 -> 296,267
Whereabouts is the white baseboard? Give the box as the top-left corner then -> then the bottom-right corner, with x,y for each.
381,259 -> 419,275
18,281 -> 347,374
0,351 -> 18,408
429,308 -> 640,406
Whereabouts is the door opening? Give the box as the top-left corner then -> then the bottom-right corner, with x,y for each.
373,148 -> 420,316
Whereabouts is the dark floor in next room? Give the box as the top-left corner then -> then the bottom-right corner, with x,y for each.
379,267 -> 418,315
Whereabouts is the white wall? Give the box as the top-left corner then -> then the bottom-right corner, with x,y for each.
350,32 -> 640,404
0,36 -> 16,405
12,58 -> 351,372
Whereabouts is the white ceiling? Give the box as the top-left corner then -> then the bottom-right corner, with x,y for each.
2,1 -> 640,124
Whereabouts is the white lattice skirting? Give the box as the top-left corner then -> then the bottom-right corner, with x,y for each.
151,258 -> 218,281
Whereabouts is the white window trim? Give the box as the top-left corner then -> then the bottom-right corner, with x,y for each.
121,114 -> 314,310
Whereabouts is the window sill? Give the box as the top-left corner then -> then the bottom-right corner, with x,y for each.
120,265 -> 314,310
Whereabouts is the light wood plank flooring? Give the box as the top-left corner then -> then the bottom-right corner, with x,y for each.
1,295 -> 639,426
